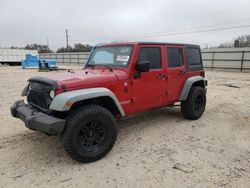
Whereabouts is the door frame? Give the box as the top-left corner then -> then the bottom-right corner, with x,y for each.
130,45 -> 167,112
164,45 -> 187,103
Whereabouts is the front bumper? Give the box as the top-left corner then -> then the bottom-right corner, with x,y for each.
11,100 -> 65,135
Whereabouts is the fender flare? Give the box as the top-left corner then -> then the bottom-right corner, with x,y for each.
179,76 -> 206,101
49,87 -> 125,116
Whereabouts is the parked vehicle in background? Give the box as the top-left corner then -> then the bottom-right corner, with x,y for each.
11,42 -> 207,163
0,48 -> 38,66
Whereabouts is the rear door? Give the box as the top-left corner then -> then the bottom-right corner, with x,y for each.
132,45 -> 166,112
165,46 -> 187,103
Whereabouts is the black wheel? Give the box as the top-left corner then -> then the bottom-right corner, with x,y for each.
181,86 -> 206,120
62,105 -> 118,163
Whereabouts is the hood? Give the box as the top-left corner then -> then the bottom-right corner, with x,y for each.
45,68 -> 127,90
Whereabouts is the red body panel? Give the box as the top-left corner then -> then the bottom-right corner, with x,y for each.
49,42 -> 202,116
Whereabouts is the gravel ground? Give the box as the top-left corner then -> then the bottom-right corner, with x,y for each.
0,65 -> 250,188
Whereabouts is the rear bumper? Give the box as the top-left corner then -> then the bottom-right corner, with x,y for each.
11,100 -> 65,135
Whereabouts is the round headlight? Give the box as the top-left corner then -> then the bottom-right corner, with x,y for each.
49,90 -> 55,99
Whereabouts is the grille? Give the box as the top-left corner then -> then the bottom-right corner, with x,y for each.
27,82 -> 52,112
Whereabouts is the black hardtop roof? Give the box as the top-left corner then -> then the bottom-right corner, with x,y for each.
96,42 -> 200,48
137,42 -> 200,48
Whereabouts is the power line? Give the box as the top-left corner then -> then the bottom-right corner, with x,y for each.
67,1 -> 250,44
178,18 -> 250,31
71,24 -> 250,43
125,24 -> 250,40
85,6 -> 250,38
95,0 -> 219,28
100,17 -> 250,41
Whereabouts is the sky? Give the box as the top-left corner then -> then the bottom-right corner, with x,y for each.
0,0 -> 250,50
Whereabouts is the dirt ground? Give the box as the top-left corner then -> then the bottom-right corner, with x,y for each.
0,65 -> 250,188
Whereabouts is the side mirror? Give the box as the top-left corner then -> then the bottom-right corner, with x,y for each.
135,61 -> 150,72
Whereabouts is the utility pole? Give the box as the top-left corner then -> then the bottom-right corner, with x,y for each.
66,29 -> 69,49
46,37 -> 50,48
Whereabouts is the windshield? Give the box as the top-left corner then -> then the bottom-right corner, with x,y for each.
87,46 -> 133,67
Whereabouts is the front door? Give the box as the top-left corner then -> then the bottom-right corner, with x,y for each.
132,46 -> 166,112
165,46 -> 187,103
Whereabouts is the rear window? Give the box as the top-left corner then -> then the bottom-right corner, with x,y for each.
185,48 -> 202,71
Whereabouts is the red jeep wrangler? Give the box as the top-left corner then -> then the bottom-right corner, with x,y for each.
11,42 -> 207,162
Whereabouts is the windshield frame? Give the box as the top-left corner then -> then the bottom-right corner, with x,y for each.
86,45 -> 134,68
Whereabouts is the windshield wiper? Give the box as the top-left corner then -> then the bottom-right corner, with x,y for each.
104,65 -> 113,72
85,64 -> 95,70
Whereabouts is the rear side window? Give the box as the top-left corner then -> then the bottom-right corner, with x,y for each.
185,48 -> 201,66
138,48 -> 161,69
167,48 -> 184,68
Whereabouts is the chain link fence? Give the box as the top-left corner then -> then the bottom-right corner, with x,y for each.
39,52 -> 90,65
40,48 -> 250,71
202,48 -> 250,71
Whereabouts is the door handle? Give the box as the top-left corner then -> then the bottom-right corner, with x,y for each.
162,74 -> 167,80
156,73 -> 162,79
156,73 -> 167,80
178,70 -> 186,75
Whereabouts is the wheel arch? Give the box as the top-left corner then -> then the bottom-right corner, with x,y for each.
49,87 -> 125,117
179,76 -> 206,101
70,96 -> 123,117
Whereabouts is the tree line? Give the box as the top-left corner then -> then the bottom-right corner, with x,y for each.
9,43 -> 92,53
218,34 -> 250,48
9,34 -> 250,51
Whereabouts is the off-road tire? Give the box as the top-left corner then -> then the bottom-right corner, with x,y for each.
181,86 -> 206,120
62,105 -> 118,163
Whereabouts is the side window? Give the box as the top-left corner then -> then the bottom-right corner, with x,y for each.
138,48 -> 161,69
167,48 -> 184,68
185,48 -> 201,66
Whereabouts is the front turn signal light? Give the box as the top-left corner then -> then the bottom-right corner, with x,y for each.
49,90 -> 55,99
